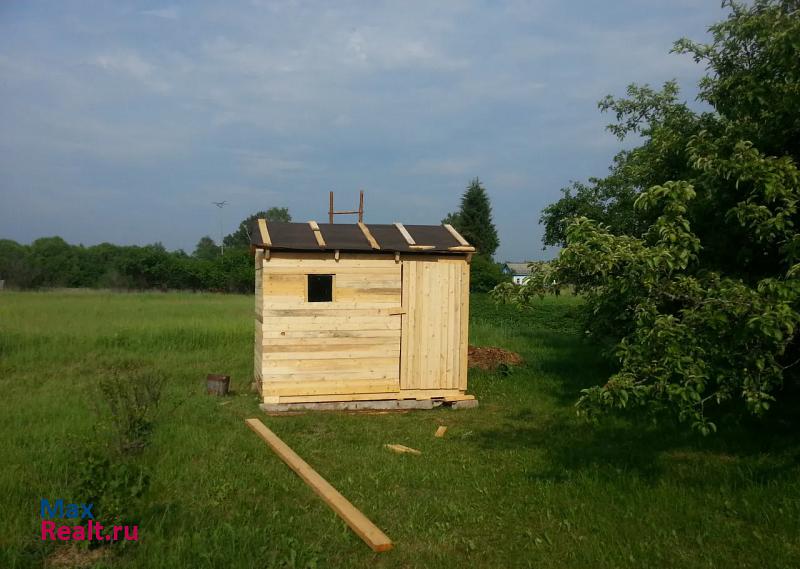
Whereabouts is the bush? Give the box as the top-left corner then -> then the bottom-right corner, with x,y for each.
76,454 -> 150,531
95,367 -> 164,454
470,254 -> 510,293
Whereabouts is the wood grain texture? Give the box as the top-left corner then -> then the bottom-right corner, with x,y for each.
358,222 -> 381,250
262,379 -> 400,395
385,444 -> 421,456
399,256 -> 469,393
245,418 -> 393,553
273,389 -> 470,403
443,223 -> 470,246
458,259 -> 471,390
258,218 -> 272,246
394,222 -> 416,245
308,221 -> 326,248
256,250 -> 470,402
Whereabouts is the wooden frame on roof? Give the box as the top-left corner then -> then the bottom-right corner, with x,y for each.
250,220 -> 472,255
258,218 -> 272,247
308,221 -> 326,248
358,222 -> 381,250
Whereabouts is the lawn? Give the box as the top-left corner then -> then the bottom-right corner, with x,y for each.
1,291 -> 798,568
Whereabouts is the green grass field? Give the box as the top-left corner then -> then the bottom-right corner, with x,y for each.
1,291 -> 799,568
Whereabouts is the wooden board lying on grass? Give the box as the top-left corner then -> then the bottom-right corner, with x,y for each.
385,444 -> 421,456
245,418 -> 393,553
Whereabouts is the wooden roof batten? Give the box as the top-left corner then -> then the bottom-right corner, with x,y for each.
395,222 -> 434,250
308,220 -> 326,248
358,222 -> 381,250
258,218 -> 272,246
394,223 -> 416,245
251,218 -> 474,255
443,224 -> 475,252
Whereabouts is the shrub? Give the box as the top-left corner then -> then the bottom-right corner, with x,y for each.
95,367 -> 164,454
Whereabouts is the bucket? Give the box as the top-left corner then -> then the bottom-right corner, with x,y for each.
207,374 -> 230,396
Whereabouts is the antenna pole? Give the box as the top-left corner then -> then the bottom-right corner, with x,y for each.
358,190 -> 364,223
212,200 -> 228,256
329,191 -> 334,224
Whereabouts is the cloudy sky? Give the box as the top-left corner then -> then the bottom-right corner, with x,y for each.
0,1 -> 723,261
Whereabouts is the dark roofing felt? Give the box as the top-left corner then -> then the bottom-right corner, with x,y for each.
249,221 -> 470,255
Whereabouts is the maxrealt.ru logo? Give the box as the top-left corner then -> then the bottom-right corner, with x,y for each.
40,499 -> 139,542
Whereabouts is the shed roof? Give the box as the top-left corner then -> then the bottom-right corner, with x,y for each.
249,220 -> 474,255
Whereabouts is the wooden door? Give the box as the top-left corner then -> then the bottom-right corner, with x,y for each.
399,257 -> 468,392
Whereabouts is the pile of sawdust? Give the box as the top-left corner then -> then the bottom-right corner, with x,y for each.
467,346 -> 523,370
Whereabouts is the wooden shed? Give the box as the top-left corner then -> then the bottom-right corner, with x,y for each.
249,219 -> 476,409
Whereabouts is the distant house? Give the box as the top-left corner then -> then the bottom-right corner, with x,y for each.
501,262 -> 533,285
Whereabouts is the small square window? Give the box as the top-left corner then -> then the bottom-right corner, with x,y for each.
307,274 -> 333,302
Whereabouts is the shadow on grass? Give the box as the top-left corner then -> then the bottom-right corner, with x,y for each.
476,411 -> 800,489
477,398 -> 800,488
471,293 -> 800,488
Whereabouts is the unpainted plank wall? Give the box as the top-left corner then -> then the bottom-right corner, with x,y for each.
255,251 -> 469,400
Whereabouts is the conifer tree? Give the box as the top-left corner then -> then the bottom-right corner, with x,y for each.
449,178 -> 499,257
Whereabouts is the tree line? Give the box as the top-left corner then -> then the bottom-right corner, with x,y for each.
0,207 -> 292,293
0,191 -> 508,292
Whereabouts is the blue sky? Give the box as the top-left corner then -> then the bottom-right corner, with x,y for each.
0,1 -> 723,261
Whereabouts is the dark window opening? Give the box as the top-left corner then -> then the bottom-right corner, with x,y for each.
308,274 -> 333,302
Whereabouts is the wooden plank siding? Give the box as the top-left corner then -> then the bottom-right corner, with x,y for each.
255,251 -> 471,403
399,256 -> 468,392
258,252 -> 402,399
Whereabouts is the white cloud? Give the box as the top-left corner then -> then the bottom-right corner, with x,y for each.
234,151 -> 309,178
0,0 -> 721,259
411,157 -> 480,177
91,51 -> 171,92
141,7 -> 180,20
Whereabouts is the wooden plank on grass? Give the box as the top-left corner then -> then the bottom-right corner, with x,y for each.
245,418 -> 393,553
435,426 -> 448,438
385,444 -> 421,456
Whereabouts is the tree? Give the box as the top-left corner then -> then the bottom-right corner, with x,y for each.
193,236 -> 219,261
499,0 -> 800,433
441,211 -> 461,227
540,81 -> 702,248
223,207 -> 291,249
469,254 -> 511,292
446,178 -> 499,257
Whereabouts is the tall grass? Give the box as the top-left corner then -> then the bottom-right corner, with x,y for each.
0,291 -> 798,568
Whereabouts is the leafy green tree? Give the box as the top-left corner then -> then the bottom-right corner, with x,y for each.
0,239 -> 35,288
500,0 -> 800,433
224,207 -> 291,249
193,236 -> 219,261
446,178 -> 499,257
28,237 -> 83,288
469,254 -> 511,292
540,81 -> 702,248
